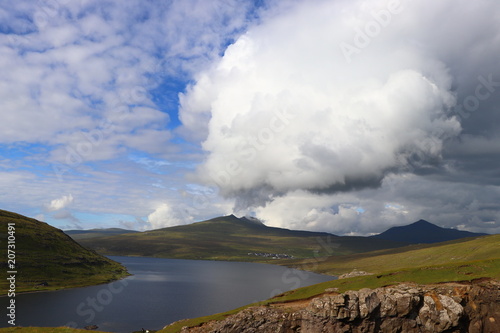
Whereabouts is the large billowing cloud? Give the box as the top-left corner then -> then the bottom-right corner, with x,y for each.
180,0 -> 500,232
181,1 -> 459,201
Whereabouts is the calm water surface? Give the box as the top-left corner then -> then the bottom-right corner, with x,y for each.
2,256 -> 334,332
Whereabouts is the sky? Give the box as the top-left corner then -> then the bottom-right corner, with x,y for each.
1,0 -> 499,235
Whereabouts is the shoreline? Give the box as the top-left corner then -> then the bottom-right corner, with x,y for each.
0,271 -> 131,297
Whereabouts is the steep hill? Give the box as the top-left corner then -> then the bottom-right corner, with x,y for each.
0,209 -> 128,294
77,215 -> 407,261
371,219 -> 487,243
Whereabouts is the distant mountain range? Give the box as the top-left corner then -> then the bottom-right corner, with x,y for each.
65,227 -> 139,240
371,219 -> 487,244
75,214 -> 408,261
73,216 -> 490,261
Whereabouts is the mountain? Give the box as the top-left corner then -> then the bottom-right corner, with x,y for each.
65,227 -> 139,240
371,219 -> 487,244
77,214 -> 407,261
0,209 -> 128,294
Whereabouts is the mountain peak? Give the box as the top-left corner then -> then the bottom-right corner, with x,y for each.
240,215 -> 264,225
408,219 -> 441,229
222,214 -> 264,225
413,219 -> 434,225
226,214 -> 247,222
372,219 -> 487,244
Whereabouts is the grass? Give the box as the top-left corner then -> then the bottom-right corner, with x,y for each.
0,210 -> 129,295
282,234 -> 500,275
271,258 -> 500,302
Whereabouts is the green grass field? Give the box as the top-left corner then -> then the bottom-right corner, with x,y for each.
283,234 -> 500,275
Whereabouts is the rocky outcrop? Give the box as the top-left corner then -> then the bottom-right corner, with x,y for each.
175,279 -> 500,333
338,269 -> 373,279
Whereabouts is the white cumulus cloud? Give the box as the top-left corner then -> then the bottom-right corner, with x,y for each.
146,203 -> 188,230
180,0 -> 471,210
47,194 -> 74,212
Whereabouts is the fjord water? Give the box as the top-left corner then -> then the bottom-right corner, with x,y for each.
4,256 -> 334,332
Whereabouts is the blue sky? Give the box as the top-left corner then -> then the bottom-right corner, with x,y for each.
1,0 -> 500,235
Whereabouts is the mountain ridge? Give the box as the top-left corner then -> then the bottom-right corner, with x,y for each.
75,216 -> 492,261
371,219 -> 487,244
76,214 -> 408,261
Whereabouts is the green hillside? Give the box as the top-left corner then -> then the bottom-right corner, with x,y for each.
77,215 -> 407,261
285,233 -> 500,276
266,233 -> 500,304
0,209 -> 129,294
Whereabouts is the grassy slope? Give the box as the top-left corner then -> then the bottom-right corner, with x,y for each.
0,210 -> 129,295
160,234 -> 500,333
78,215 -> 407,261
284,234 -> 500,275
